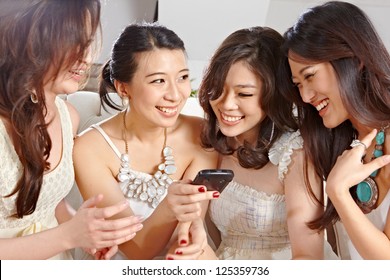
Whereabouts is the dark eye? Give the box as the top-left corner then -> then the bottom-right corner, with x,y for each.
238,93 -> 253,97
151,79 -> 164,84
304,73 -> 314,80
292,82 -> 301,89
179,74 -> 189,81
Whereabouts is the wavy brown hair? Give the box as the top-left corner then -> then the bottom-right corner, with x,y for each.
0,0 -> 101,218
198,26 -> 298,169
280,1 -> 390,230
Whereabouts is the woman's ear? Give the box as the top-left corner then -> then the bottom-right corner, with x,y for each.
114,80 -> 128,98
358,58 -> 365,71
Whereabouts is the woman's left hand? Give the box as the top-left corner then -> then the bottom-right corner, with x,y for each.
326,129 -> 390,198
94,246 -> 119,260
83,245 -> 119,260
165,219 -> 208,260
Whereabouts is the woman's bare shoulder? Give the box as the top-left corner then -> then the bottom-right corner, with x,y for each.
175,114 -> 204,132
173,115 -> 204,143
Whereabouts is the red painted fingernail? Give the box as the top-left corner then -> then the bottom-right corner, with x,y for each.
213,192 -> 220,198
166,257 -> 174,260
180,239 -> 187,245
198,186 -> 206,192
175,250 -> 183,255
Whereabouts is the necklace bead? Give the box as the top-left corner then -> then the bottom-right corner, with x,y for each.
118,111 -> 176,208
356,177 -> 378,204
376,130 -> 385,145
354,126 -> 387,213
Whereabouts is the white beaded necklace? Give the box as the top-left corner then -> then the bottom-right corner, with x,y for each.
117,112 -> 177,208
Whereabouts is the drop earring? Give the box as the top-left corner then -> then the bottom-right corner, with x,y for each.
30,93 -> 38,104
122,96 -> 129,107
269,122 -> 275,142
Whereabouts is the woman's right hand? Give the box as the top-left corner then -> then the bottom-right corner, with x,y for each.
166,179 -> 220,222
63,194 -> 143,251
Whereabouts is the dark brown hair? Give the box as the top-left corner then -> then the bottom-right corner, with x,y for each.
198,26 -> 298,169
280,1 -> 390,230
0,0 -> 101,218
99,22 -> 186,111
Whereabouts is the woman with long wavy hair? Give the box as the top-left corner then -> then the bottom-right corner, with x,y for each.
0,0 -> 143,259
197,26 -> 337,259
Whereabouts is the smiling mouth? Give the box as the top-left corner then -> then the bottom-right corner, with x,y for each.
315,99 -> 329,111
156,106 -> 178,114
69,69 -> 86,76
221,112 -> 243,122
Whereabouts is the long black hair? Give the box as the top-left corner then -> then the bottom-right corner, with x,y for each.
99,22 -> 186,111
280,1 -> 390,230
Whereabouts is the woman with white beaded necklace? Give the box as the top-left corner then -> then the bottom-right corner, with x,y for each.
73,22 -> 219,260
280,1 -> 390,259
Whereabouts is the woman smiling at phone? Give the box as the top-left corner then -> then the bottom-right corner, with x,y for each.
197,26 -> 338,259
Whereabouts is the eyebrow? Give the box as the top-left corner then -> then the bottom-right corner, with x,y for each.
234,84 -> 257,89
145,68 -> 189,78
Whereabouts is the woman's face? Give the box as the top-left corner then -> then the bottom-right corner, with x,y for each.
210,60 -> 264,144
288,58 -> 349,128
43,47 -> 92,98
125,48 -> 191,128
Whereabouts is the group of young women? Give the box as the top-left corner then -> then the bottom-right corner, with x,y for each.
0,0 -> 388,260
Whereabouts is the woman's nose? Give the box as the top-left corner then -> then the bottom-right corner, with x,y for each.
300,86 -> 316,104
219,91 -> 238,110
165,82 -> 181,101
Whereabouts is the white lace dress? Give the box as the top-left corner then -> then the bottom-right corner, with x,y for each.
0,97 -> 74,260
209,131 -> 337,260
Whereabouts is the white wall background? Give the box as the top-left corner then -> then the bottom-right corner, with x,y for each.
99,0 -> 390,89
157,0 -> 271,89
98,0 -> 157,64
266,0 -> 390,50
158,0 -> 271,61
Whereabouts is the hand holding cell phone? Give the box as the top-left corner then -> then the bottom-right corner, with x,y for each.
192,169 -> 234,193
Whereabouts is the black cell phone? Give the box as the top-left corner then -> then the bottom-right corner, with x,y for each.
192,169 -> 234,192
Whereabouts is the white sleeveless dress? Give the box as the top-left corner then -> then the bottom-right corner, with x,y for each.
209,131 -> 338,260
0,97 -> 74,259
91,124 -> 167,220
75,124 -> 171,259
